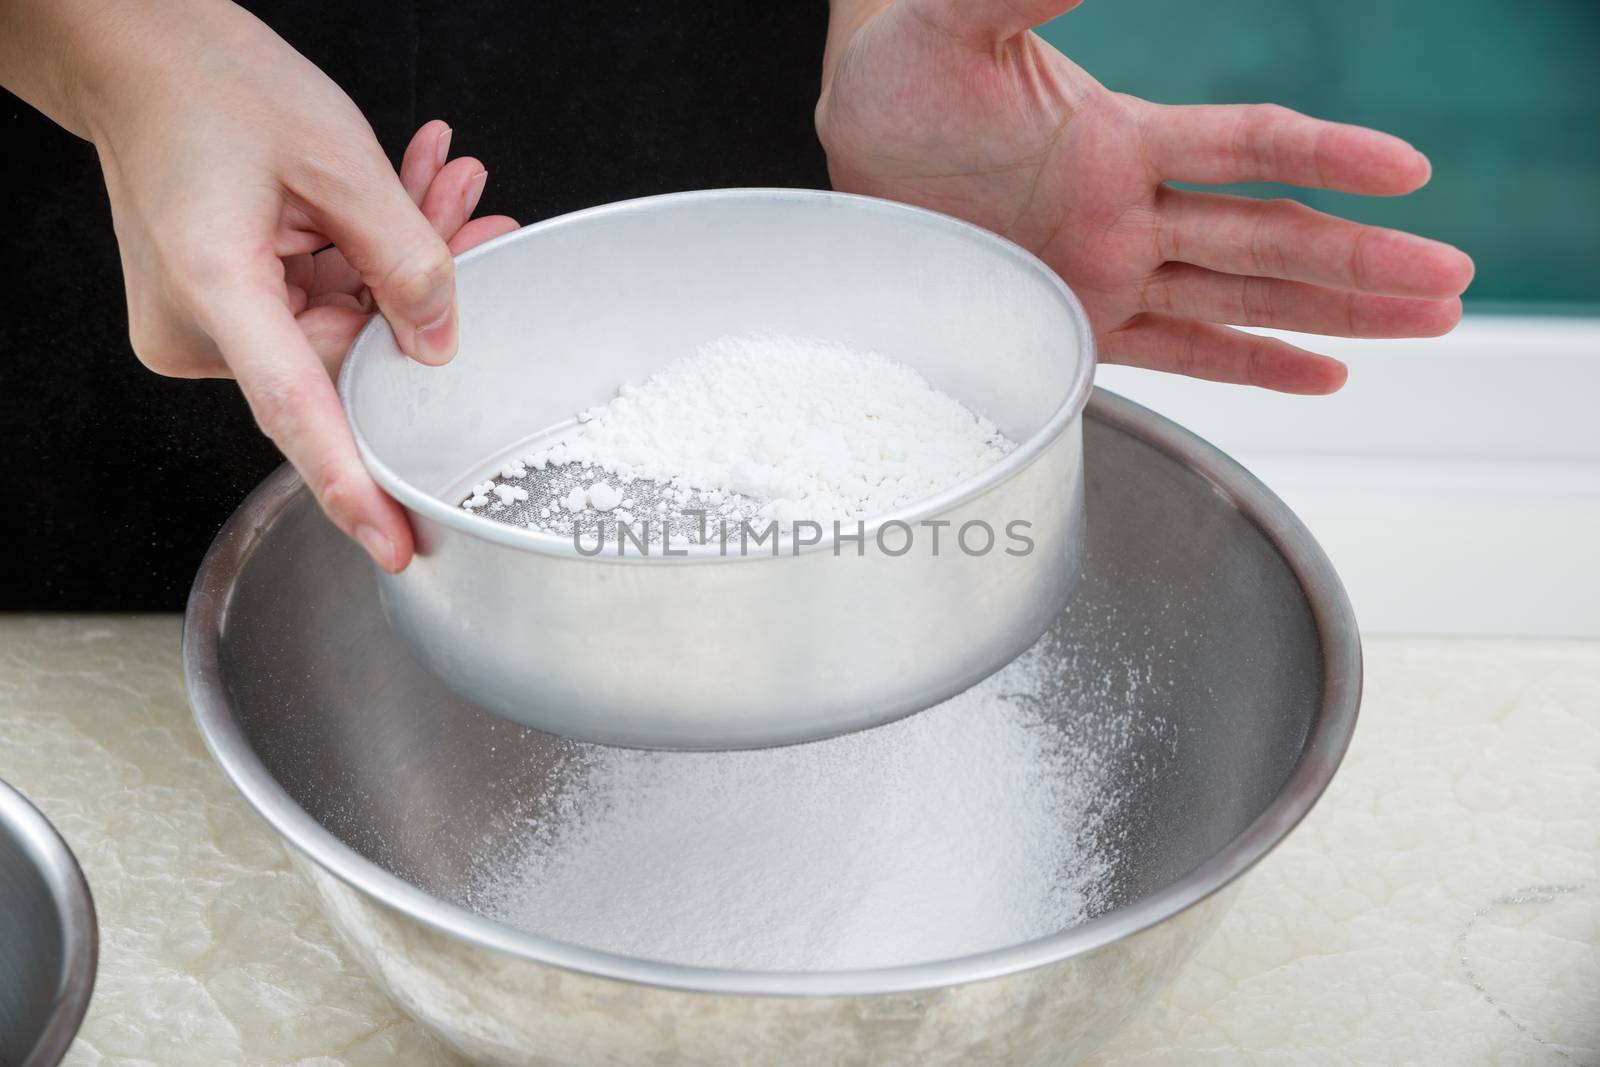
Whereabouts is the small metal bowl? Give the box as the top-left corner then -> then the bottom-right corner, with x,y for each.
0,779 -> 97,1067
340,189 -> 1095,749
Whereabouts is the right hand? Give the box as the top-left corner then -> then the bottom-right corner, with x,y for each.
819,0 -> 1474,394
82,2 -> 516,571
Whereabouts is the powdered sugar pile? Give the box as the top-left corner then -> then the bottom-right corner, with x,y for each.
460,333 -> 1013,533
470,637 -> 1127,971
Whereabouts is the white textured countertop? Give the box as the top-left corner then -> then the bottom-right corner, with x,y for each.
2,617 -> 1597,1065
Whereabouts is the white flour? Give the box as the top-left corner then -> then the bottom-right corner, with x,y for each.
475,333 -> 1013,530
472,641 -> 1119,971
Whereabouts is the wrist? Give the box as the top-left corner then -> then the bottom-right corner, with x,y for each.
822,0 -> 894,89
0,0 -> 113,138
16,0 -> 237,149
71,0 -> 212,151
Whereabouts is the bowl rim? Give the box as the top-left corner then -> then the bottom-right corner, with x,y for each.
337,187 -> 1099,562
0,777 -> 98,1065
184,388 -> 1363,997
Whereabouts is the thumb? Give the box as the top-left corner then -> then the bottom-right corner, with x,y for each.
910,0 -> 1085,44
302,157 -> 459,365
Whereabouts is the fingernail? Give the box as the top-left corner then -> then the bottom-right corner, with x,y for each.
1414,149 -> 1432,183
435,125 -> 453,169
355,524 -> 397,572
415,304 -> 457,364
464,169 -> 488,217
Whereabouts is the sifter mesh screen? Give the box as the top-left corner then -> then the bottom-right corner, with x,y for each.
459,460 -> 767,550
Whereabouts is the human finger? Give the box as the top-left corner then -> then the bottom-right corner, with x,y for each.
1134,263 -> 1463,338
200,276 -> 414,570
447,214 -> 520,255
906,0 -> 1085,45
399,119 -> 452,205
1141,101 -> 1431,195
418,156 -> 488,240
1158,188 -> 1476,298
290,142 -> 458,365
1102,313 -> 1349,394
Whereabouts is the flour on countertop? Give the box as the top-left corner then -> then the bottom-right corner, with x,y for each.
458,333 -> 1013,537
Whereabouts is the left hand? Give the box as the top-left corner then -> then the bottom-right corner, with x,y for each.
817,0 -> 1476,393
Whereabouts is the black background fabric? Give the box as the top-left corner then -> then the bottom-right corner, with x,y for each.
0,2 -> 830,609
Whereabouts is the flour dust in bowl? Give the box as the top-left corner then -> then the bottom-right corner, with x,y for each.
468,636 -> 1136,972
339,189 -> 1095,749
187,391 -> 1362,1067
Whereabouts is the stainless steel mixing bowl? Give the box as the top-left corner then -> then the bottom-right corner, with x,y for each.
185,390 -> 1361,1067
0,779 -> 97,1067
339,188 -> 1095,749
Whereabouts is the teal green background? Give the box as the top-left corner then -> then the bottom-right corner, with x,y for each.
1037,2 -> 1600,312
